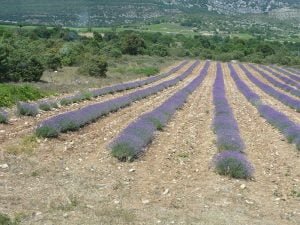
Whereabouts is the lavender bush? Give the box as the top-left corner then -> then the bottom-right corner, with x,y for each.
228,63 -> 300,150
270,66 -> 300,83
239,64 -> 300,112
17,102 -> 39,116
213,151 -> 254,179
36,61 -> 199,138
109,61 -> 210,161
0,109 -> 8,124
249,64 -> 300,98
38,100 -> 58,111
211,63 -> 253,179
258,65 -> 300,89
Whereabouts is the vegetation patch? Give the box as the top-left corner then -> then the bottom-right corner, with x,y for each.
213,151 -> 254,179
129,67 -> 159,77
6,135 -> 38,155
0,84 -> 48,107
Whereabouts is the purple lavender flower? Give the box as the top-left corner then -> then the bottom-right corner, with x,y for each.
110,61 -> 210,161
249,64 -> 300,98
213,151 -> 254,179
228,63 -> 300,151
36,61 -> 200,138
239,64 -> 300,112
258,65 -> 300,90
270,65 -> 300,83
212,63 -> 245,153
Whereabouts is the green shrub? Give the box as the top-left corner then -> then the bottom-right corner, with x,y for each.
9,57 -> 44,82
0,84 -> 47,107
79,57 -> 108,77
46,54 -> 62,71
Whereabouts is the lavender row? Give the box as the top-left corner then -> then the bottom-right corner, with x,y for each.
35,61 -> 199,138
229,63 -> 300,150
239,64 -> 300,112
211,63 -> 253,179
17,61 -> 187,116
284,67 -> 300,76
46,61 -> 189,110
109,61 -> 210,161
248,64 -> 300,98
258,65 -> 300,90
270,66 -> 300,83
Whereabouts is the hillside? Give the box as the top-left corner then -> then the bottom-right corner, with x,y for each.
0,0 -> 299,26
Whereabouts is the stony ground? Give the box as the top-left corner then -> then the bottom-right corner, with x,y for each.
0,61 -> 299,225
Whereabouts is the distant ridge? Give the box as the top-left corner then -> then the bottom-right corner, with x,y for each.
0,0 -> 298,26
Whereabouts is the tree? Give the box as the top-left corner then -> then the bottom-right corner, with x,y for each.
93,32 -> 103,42
0,44 -> 10,82
257,44 -> 275,57
46,54 -> 62,71
121,33 -> 145,55
10,57 -> 44,82
80,57 -> 108,78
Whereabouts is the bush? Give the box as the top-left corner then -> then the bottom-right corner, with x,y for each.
0,110 -> 8,124
121,33 -> 146,55
38,100 -> 56,111
10,57 -> 44,82
17,102 -> 39,116
80,57 -> 108,77
46,54 -> 62,71
150,44 -> 169,57
0,84 -> 47,107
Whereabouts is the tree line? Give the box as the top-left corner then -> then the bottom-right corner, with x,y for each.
0,25 -> 299,82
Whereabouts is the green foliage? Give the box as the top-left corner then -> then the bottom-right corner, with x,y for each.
0,213 -> 17,225
121,33 -> 146,55
0,25 -> 299,82
79,56 -> 108,77
0,84 -> 47,107
46,54 -> 62,71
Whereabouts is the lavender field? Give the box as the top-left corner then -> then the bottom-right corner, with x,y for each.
0,61 -> 299,225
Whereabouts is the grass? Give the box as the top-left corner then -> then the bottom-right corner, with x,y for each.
0,84 -> 48,108
6,135 -> 38,155
0,213 -> 18,225
39,55 -> 173,94
128,67 -> 159,77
